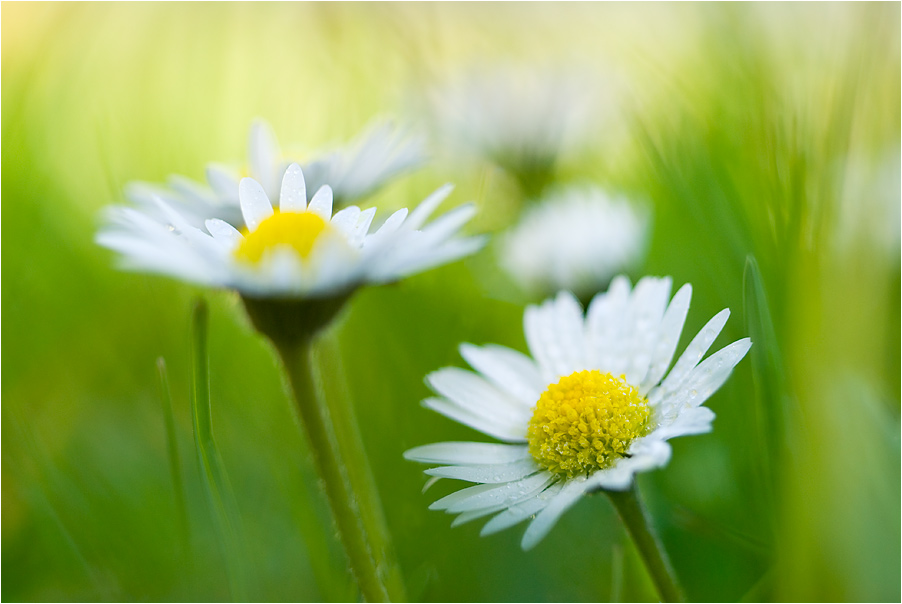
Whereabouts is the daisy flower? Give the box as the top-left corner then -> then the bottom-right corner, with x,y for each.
98,163 -> 483,300
405,277 -> 751,550
426,64 -> 602,194
100,161 -> 480,603
500,186 -> 650,299
126,119 -> 426,228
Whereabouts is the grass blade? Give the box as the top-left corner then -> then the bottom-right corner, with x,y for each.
156,357 -> 191,562
190,299 -> 248,601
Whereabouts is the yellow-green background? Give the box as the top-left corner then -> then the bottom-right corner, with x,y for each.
3,3 -> 899,601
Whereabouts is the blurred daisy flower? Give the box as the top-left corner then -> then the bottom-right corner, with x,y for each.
126,119 -> 426,228
102,148 -> 462,602
406,277 -> 751,550
500,186 -> 650,300
98,163 -> 482,300
427,64 -> 602,195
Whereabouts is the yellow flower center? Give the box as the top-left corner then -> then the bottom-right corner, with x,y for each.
234,211 -> 329,264
527,370 -> 651,479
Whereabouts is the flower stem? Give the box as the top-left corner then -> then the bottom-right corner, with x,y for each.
606,483 -> 685,603
315,334 -> 408,602
276,338 -> 393,603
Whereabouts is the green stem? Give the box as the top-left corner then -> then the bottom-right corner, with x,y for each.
607,484 -> 685,603
276,338 -> 392,603
156,357 -> 191,561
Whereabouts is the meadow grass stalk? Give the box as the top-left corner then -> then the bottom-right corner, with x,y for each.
742,256 -> 789,541
191,300 -> 248,601
607,484 -> 684,603
155,357 -> 191,561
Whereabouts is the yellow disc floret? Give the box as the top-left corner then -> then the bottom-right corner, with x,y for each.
234,211 -> 329,264
527,370 -> 651,479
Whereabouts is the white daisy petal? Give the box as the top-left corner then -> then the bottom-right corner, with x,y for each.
330,206 -> 362,235
586,438 -> 672,492
552,291 -> 588,373
205,218 -> 243,249
480,482 -> 564,536
404,183 -> 453,231
521,477 -> 589,550
424,458 -> 539,484
404,442 -> 529,465
525,291 -> 585,380
366,208 -> 409,248
426,367 -> 531,426
458,343 -> 544,406
588,465 -> 634,491
379,235 -> 486,280
429,483 -> 497,511
422,397 -> 526,443
415,204 -> 477,246
654,406 -> 715,440
348,207 -> 377,247
445,472 -> 554,513
450,479 -> 551,519
586,275 -> 632,371
279,163 -> 307,213
307,185 -> 334,219
650,308 -> 731,405
668,338 -> 752,410
622,277 -> 672,384
626,438 -> 673,468
640,283 -> 692,394
238,177 -> 274,232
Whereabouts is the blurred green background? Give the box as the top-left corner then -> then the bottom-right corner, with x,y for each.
2,3 -> 899,601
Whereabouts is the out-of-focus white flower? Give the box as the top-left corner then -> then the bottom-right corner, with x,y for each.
406,278 -> 751,549
427,65 -> 601,191
126,119 -> 426,228
98,163 -> 482,299
500,186 -> 650,299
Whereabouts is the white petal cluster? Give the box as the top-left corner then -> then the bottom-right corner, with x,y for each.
500,186 -> 650,298
428,65 -> 598,173
301,121 -> 427,207
406,277 -> 751,549
125,119 -> 426,229
98,163 -> 484,298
